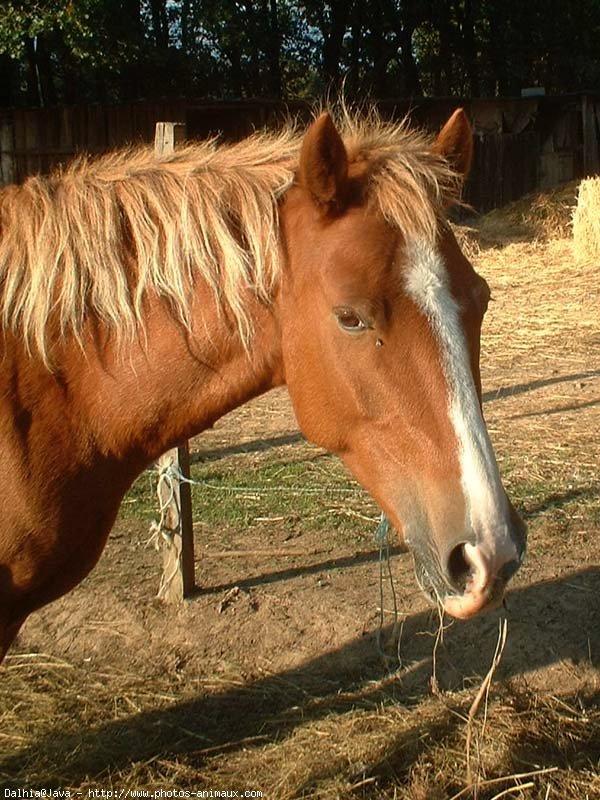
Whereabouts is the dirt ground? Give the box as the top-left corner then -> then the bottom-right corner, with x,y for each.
1,194 -> 599,798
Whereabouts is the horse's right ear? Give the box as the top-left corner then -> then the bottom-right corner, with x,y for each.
299,113 -> 348,213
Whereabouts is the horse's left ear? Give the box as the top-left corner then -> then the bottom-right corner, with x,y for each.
299,112 -> 349,212
433,108 -> 473,179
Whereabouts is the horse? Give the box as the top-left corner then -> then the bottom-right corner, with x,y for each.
0,106 -> 526,662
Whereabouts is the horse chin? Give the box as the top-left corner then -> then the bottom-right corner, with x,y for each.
442,587 -> 505,620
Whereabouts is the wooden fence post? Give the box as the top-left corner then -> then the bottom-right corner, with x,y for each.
153,121 -> 195,602
154,120 -> 186,154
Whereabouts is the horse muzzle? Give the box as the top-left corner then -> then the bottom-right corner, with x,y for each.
412,516 -> 527,620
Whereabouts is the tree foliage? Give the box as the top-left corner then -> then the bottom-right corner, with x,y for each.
1,0 -> 599,107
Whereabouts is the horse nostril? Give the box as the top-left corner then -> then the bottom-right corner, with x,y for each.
446,543 -> 474,593
441,540 -> 520,619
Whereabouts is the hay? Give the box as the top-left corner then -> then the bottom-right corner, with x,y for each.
520,182 -> 577,240
2,651 -> 600,798
452,183 -> 578,257
573,177 -> 600,264
451,223 -> 481,260
473,182 -> 577,247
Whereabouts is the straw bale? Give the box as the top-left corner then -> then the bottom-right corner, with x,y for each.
573,176 -> 600,264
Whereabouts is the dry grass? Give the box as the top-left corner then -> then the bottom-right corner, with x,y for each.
573,177 -> 600,265
2,651 -> 600,798
469,209 -> 599,500
452,180 -> 578,261
452,224 -> 482,261
470,182 -> 578,246
2,181 -> 600,798
477,237 -> 598,350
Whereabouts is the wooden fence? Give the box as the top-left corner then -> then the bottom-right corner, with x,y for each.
1,95 -> 599,211
0,99 -> 292,187
0,100 -> 186,185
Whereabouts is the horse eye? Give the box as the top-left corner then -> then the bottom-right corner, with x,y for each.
334,307 -> 367,333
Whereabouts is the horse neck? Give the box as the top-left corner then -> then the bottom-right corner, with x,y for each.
61,289 -> 284,471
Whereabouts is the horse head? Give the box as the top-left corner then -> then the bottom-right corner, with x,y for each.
279,110 -> 526,619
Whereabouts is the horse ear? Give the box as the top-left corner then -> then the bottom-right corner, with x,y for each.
434,108 -> 473,179
299,112 -> 349,211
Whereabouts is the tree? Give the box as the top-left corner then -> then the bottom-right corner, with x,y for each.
1,0 -> 599,107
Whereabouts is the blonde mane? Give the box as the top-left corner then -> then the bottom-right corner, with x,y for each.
0,108 -> 459,364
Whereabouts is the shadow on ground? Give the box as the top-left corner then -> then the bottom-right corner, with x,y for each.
191,433 -> 304,462
195,544 -> 409,596
482,369 -> 600,402
523,484 -> 599,517
2,567 -> 599,786
194,480 -> 597,595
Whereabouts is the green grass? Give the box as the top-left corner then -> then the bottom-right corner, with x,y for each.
190,457 -> 374,532
119,469 -> 158,521
119,454 -> 380,538
120,453 -> 600,545
507,478 -> 599,520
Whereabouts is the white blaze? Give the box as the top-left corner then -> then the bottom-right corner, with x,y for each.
403,239 -> 518,564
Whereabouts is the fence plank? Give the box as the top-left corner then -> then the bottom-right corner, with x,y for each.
153,121 -> 195,603
582,94 -> 600,176
0,116 -> 15,186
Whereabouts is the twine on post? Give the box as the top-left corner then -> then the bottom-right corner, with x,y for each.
147,458 -> 182,550
149,454 -> 193,601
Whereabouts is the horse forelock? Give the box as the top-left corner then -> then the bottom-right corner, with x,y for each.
0,107 -> 460,365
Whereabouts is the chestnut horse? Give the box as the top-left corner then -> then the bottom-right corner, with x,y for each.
0,108 -> 526,661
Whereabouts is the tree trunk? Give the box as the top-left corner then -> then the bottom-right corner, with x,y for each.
224,47 -> 244,97
267,0 -> 282,97
181,0 -> 191,51
116,0 -> 143,99
150,0 -> 169,50
400,22 -> 422,95
347,0 -> 363,93
370,38 -> 400,96
462,0 -> 480,96
365,9 -> 385,94
24,38 -> 41,106
379,0 -> 423,96
322,1 -> 352,87
243,0 -> 261,96
438,19 -> 452,95
123,0 -> 142,36
36,34 -> 58,106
